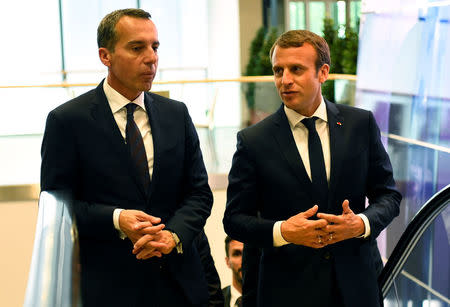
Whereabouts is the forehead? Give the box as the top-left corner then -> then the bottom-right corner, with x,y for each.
271,44 -> 317,66
229,240 -> 243,251
115,16 -> 158,43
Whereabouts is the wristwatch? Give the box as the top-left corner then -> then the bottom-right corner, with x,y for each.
170,231 -> 183,254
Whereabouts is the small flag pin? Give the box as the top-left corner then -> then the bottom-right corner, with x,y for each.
337,122 -> 342,126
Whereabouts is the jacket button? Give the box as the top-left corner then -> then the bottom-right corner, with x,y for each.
324,251 -> 331,260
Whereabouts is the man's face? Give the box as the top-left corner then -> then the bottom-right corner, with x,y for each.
271,44 -> 329,117
226,240 -> 244,285
99,16 -> 159,100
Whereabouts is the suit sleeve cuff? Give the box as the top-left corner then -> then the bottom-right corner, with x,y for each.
356,213 -> 371,239
273,221 -> 290,247
113,208 -> 127,240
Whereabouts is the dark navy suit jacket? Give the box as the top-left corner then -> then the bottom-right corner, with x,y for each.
41,81 -> 213,306
223,101 -> 402,307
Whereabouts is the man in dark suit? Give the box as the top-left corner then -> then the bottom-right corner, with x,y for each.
222,236 -> 243,307
41,9 -> 212,307
223,30 -> 402,307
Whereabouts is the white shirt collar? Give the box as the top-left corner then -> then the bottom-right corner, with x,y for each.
284,97 -> 328,129
230,284 -> 242,307
103,80 -> 146,113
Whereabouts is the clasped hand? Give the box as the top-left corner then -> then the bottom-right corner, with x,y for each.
281,200 -> 364,249
119,209 -> 176,259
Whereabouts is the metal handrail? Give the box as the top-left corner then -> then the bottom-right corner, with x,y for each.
0,74 -> 356,89
379,184 -> 450,298
24,190 -> 80,307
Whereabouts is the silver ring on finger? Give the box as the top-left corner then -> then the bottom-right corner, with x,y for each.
317,235 -> 322,244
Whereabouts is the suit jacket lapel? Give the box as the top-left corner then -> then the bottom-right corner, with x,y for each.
144,93 -> 158,201
326,100 -> 345,212
271,106 -> 314,194
90,81 -> 148,199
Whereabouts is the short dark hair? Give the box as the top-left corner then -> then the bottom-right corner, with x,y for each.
225,236 -> 232,257
269,30 -> 331,72
97,8 -> 151,52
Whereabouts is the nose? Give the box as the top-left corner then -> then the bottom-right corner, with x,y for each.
144,47 -> 157,65
281,70 -> 293,85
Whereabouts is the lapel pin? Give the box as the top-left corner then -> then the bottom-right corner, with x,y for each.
337,121 -> 342,126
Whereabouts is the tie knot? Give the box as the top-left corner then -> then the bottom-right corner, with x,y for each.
301,117 -> 318,131
126,103 -> 137,119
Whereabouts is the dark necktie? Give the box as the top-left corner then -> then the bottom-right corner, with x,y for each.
235,296 -> 242,307
126,103 -> 151,193
301,117 -> 328,208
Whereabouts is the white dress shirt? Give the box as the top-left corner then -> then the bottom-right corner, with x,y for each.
229,284 -> 242,307
102,81 -> 154,234
273,98 -> 370,246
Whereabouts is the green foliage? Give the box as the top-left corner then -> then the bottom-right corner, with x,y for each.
341,26 -> 359,74
245,27 -> 278,109
245,27 -> 267,76
257,28 -> 279,75
321,18 -> 359,102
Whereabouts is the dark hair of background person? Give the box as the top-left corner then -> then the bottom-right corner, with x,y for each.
97,8 -> 152,51
269,29 -> 331,73
225,235 -> 233,257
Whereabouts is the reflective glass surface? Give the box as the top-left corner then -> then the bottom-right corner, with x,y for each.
384,203 -> 450,307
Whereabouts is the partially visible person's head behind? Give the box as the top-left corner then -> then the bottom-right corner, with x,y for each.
270,30 -> 330,73
97,8 -> 151,52
225,236 -> 244,289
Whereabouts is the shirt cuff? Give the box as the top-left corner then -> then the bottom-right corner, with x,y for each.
356,213 -> 371,239
273,221 -> 290,247
113,208 -> 127,240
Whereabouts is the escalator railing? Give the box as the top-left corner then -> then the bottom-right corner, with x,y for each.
24,190 -> 80,307
379,184 -> 450,306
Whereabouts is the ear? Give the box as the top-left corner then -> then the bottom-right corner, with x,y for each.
225,257 -> 231,269
99,47 -> 112,67
318,64 -> 330,84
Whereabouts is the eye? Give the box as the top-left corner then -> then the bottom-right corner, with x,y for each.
132,46 -> 142,52
273,67 -> 283,76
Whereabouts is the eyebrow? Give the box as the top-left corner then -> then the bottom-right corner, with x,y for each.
126,40 -> 160,47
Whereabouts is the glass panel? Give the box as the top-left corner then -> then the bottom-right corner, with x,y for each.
356,0 -> 450,258
330,1 -> 347,37
61,0 -> 137,84
384,204 -> 450,307
309,1 -> 326,35
289,1 -> 306,30
350,0 -> 361,29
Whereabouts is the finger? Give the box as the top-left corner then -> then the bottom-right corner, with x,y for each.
324,224 -> 340,233
317,213 -> 341,224
311,218 -> 328,229
141,251 -> 162,260
134,240 -> 166,255
137,248 -> 161,259
302,205 -> 319,218
133,235 -> 155,253
136,212 -> 162,225
140,224 -> 165,234
133,221 -> 153,230
342,199 -> 352,214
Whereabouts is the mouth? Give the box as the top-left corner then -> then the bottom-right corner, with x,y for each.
281,91 -> 298,96
141,72 -> 155,81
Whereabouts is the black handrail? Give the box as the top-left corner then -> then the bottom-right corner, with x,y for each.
379,184 -> 450,298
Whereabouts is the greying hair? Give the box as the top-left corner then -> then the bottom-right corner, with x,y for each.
97,8 -> 151,51
270,30 -> 331,72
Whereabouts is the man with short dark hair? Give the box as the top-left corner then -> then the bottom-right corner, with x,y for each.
222,236 -> 243,307
223,30 -> 402,307
41,8 -> 212,307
